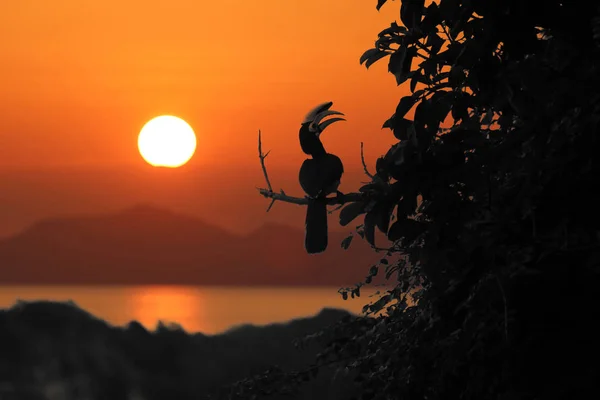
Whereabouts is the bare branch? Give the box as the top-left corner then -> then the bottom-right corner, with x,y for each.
360,142 -> 375,179
257,188 -> 366,206
257,130 -> 277,211
258,130 -> 273,192
413,40 -> 432,55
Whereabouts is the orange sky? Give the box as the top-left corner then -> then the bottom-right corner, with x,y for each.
0,0 -> 412,237
0,0 -> 404,169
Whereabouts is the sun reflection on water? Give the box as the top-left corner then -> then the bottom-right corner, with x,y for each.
0,285 -> 389,335
127,286 -> 207,332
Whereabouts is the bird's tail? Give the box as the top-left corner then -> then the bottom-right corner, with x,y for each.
305,198 -> 328,254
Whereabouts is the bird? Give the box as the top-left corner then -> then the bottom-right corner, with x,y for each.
298,102 -> 346,254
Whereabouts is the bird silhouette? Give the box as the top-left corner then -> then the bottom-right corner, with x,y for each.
298,102 -> 345,254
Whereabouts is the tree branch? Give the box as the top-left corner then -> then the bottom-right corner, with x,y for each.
256,130 -> 367,209
258,130 -> 273,192
257,129 -> 277,211
360,142 -> 375,179
257,189 -> 366,206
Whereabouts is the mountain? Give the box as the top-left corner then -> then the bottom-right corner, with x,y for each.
0,204 -> 381,285
0,164 -> 375,239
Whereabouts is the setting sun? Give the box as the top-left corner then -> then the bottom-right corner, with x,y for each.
138,115 -> 197,168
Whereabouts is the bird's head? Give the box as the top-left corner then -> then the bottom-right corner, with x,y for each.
301,101 -> 345,137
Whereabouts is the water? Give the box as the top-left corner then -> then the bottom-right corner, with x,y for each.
0,285 -> 384,334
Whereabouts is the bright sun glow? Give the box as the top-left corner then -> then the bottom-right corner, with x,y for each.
138,115 -> 197,168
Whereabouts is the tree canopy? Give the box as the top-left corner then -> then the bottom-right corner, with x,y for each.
247,0 -> 600,398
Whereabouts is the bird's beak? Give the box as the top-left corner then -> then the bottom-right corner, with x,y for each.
314,114 -> 345,136
303,102 -> 345,135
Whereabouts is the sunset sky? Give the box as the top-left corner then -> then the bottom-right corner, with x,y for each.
0,0 -> 407,236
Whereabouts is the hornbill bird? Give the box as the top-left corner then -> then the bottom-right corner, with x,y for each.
298,102 -> 345,254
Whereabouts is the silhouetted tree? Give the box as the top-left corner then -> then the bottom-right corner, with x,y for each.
248,0 -> 600,398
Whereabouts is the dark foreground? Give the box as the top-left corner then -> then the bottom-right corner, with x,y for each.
0,300 -> 356,400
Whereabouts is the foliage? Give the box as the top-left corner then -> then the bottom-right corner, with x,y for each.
244,0 -> 600,398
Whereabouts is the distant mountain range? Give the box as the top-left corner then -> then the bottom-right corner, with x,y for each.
0,204 -> 381,285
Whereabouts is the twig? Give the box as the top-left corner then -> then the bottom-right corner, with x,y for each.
328,204 -> 345,215
257,129 -> 276,211
413,40 -> 432,55
360,142 -> 375,179
441,22 -> 456,44
257,130 -> 367,209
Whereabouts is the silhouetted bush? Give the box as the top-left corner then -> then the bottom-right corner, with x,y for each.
246,0 -> 600,398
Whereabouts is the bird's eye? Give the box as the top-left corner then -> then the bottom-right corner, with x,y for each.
309,122 -> 319,133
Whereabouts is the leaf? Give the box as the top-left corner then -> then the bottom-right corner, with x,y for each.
413,96 -> 430,122
383,142 -> 404,166
339,202 -> 366,226
364,211 -> 377,246
378,21 -> 406,37
481,109 -> 494,125
375,157 -> 388,175
382,114 -> 395,130
421,58 -> 438,79
388,46 -> 407,81
341,234 -> 353,250
408,124 -> 418,146
429,90 -> 453,123
438,43 -> 463,65
392,118 -> 413,140
360,48 -> 389,69
395,95 -> 418,120
376,0 -> 388,11
369,294 -> 392,313
369,265 -> 379,277
359,183 -> 380,193
360,48 -> 379,65
375,202 -> 395,234
388,180 -> 405,198
402,49 -> 417,84
389,46 -> 417,85
385,264 -> 399,280
387,218 -> 426,243
404,47 -> 417,79
451,92 -> 470,122
426,32 -> 445,55
449,66 -> 466,87
420,1 -> 442,32
410,73 -> 419,93
400,0 -> 425,30
397,195 -> 419,217
366,51 -> 390,68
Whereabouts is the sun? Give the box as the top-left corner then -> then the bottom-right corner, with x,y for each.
138,115 -> 197,168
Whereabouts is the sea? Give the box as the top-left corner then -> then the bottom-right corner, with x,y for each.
0,285 -> 386,335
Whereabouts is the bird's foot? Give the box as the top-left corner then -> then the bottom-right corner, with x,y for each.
335,190 -> 346,204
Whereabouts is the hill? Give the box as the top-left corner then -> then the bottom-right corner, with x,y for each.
0,204 -> 381,285
0,300 -> 362,399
